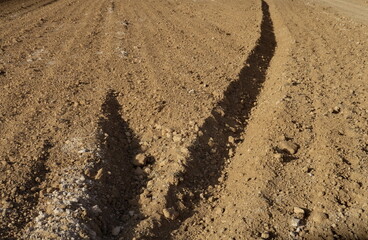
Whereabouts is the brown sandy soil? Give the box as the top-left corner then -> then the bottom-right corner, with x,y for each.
311,0 -> 368,24
0,0 -> 367,239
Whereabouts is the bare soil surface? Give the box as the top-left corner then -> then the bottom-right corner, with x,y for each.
0,0 -> 367,239
310,0 -> 368,24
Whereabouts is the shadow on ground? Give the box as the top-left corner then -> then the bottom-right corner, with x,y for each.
89,90 -> 149,238
149,0 -> 276,238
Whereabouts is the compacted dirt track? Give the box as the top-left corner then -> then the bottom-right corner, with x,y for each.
0,0 -> 367,239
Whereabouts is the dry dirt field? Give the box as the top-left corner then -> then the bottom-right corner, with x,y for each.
0,0 -> 367,239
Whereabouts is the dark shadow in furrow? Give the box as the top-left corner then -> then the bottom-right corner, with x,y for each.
149,1 -> 276,238
91,91 -> 149,238
0,141 -> 52,240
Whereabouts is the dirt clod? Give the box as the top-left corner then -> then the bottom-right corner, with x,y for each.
279,140 -> 299,154
290,217 -> 301,227
163,208 -> 179,220
261,232 -> 270,239
293,207 -> 305,215
310,211 -> 329,223
132,154 -> 147,166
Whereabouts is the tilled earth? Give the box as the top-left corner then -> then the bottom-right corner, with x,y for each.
0,0 -> 367,239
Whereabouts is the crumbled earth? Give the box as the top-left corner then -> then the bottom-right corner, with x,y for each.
0,0 -> 367,239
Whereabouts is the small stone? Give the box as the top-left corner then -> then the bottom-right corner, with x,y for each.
94,168 -> 104,180
332,106 -> 341,114
290,217 -> 301,227
173,135 -> 182,143
208,138 -> 215,147
1,201 -> 13,209
121,51 -> 129,57
132,154 -> 146,166
79,231 -> 89,238
279,135 -> 287,141
112,226 -> 122,236
162,208 -> 179,220
204,216 -> 211,223
147,180 -> 154,188
39,189 -> 46,198
143,167 -> 151,174
294,207 -> 305,215
180,147 -> 189,155
317,191 -> 325,197
215,207 -> 224,215
289,231 -> 297,238
274,153 -> 283,160
78,149 -> 90,154
228,148 -> 234,157
53,208 -> 62,215
279,141 -> 299,154
261,232 -> 270,239
60,225 -> 69,231
84,168 -> 93,178
311,211 -> 328,223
